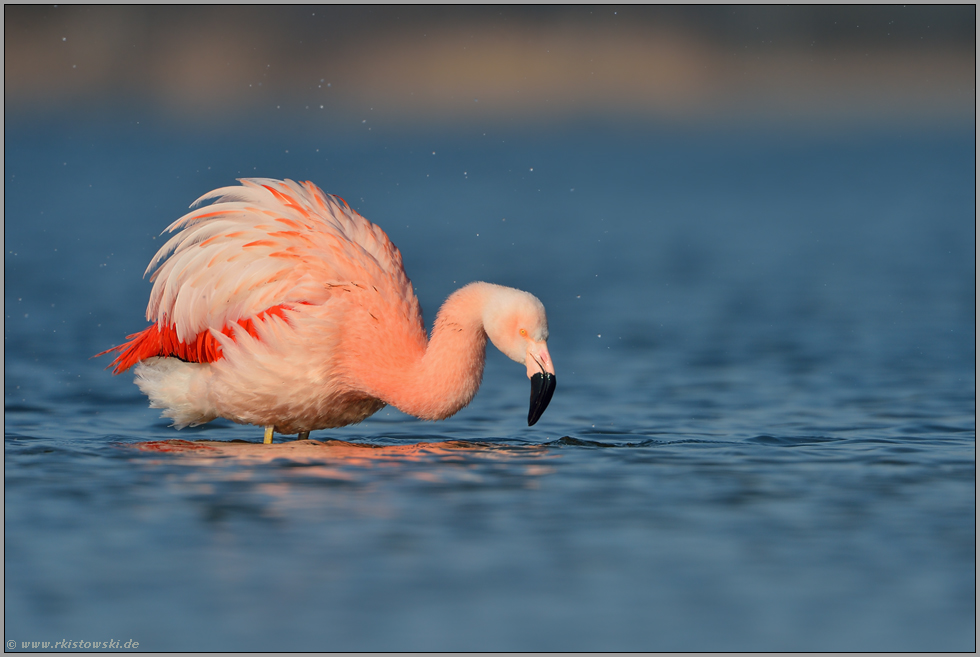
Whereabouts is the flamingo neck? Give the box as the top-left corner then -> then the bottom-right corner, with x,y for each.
377,283 -> 491,421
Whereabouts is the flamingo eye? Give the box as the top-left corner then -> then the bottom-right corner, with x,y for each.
520,328 -> 527,337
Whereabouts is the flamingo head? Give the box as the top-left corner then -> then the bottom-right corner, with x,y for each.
482,285 -> 557,426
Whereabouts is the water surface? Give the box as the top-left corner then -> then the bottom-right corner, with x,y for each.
4,116 -> 975,650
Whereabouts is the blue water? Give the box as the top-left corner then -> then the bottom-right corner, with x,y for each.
4,114 -> 975,651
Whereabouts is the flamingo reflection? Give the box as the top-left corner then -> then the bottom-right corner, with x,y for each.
129,439 -> 557,482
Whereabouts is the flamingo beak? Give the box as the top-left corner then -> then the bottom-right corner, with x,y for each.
526,342 -> 556,426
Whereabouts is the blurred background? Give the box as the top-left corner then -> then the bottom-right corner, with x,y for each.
4,5 -> 976,652
5,5 -> 976,125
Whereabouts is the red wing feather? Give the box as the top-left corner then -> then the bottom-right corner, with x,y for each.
96,304 -> 293,374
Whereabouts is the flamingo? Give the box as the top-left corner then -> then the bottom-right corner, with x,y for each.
98,178 -> 556,443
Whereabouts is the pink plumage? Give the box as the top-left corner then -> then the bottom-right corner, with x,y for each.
99,178 -> 556,441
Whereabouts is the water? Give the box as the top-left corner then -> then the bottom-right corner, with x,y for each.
4,114 -> 975,651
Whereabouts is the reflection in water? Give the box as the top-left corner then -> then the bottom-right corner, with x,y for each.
126,438 -> 557,483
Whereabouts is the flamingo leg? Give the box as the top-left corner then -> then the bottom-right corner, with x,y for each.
298,431 -> 310,440
264,426 -> 274,444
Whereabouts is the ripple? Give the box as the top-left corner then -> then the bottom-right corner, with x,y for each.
745,435 -> 845,446
547,436 -> 659,448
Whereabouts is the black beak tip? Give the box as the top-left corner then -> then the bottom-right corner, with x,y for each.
528,372 -> 556,426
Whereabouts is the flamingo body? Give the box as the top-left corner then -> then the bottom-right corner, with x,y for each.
100,179 -> 555,437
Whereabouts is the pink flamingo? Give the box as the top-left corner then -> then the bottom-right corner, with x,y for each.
98,178 -> 556,443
